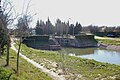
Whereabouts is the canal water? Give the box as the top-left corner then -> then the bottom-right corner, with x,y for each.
62,48 -> 120,65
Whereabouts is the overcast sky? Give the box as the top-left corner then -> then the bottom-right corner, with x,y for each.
12,0 -> 120,26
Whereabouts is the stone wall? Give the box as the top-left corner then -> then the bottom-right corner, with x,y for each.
55,34 -> 97,47
75,34 -> 97,47
22,35 -> 98,50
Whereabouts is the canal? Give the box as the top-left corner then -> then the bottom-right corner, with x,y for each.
61,48 -> 120,65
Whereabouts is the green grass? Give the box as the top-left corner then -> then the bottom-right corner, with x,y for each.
16,43 -> 120,80
0,66 -> 12,80
0,49 -> 53,80
96,39 -> 120,45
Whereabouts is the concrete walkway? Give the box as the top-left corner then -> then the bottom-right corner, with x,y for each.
11,39 -> 65,80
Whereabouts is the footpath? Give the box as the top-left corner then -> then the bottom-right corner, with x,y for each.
11,39 -> 65,80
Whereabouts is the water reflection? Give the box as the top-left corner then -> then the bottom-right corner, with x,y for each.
62,48 -> 96,55
62,48 -> 120,65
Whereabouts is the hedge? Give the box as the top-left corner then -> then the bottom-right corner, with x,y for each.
22,35 -> 49,46
75,35 -> 94,40
22,35 -> 49,42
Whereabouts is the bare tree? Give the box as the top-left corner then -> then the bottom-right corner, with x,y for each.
0,0 -> 17,66
16,0 -> 33,75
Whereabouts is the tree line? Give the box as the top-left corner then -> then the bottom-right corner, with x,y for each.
82,25 -> 120,37
82,25 -> 120,33
35,18 -> 82,35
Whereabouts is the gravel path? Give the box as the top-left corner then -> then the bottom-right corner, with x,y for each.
11,39 -> 65,80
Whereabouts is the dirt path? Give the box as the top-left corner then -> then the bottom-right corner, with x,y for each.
11,39 -> 65,80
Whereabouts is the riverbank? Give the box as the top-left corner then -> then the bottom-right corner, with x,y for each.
15,42 -> 120,80
96,39 -> 120,51
0,49 -> 52,80
106,45 -> 120,51
11,41 -> 65,80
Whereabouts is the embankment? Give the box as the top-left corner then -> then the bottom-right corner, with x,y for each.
98,43 -> 120,51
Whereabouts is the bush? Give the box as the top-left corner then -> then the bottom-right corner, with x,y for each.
0,67 -> 12,80
75,35 -> 94,40
22,35 -> 49,42
22,35 -> 49,47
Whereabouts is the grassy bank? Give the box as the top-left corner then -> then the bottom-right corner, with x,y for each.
0,49 -> 53,80
96,39 -> 120,46
16,43 -> 120,80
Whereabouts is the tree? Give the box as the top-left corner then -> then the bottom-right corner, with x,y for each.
55,19 -> 62,35
68,24 -> 74,35
74,22 -> 82,35
36,20 -> 40,26
115,26 -> 120,33
0,0 -> 16,66
16,0 -> 33,75
88,25 -> 99,33
35,20 -> 40,34
45,17 -> 54,35
35,20 -> 45,35
55,19 -> 69,35
61,22 -> 69,35
0,25 -> 7,56
16,14 -> 32,37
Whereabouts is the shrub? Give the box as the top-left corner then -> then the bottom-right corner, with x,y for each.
0,67 -> 12,80
22,35 -> 49,42
75,35 -> 94,40
22,35 -> 49,46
